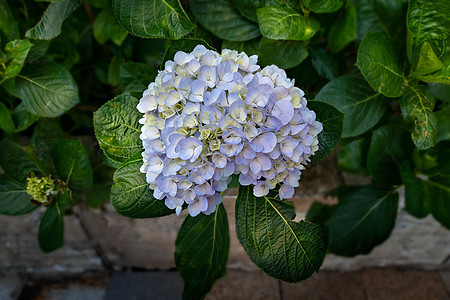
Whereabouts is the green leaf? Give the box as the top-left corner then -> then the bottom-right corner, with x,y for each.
356,32 -> 405,98
328,184 -> 398,256
257,7 -> 319,41
235,185 -> 326,282
111,153 -> 173,218
31,118 -> 63,164
188,0 -> 260,41
120,62 -> 157,94
93,94 -> 142,164
308,101 -> 343,163
328,2 -> 357,53
426,141 -> 450,176
112,0 -> 193,39
0,101 -> 15,134
338,138 -> 369,175
309,48 -> 339,80
1,39 -> 33,82
0,138 -> 46,183
407,0 -> 450,66
175,203 -> 230,299
429,83 -> 450,103
107,55 -> 122,86
316,74 -> 387,138
303,0 -> 343,13
0,0 -> 19,41
399,161 -> 430,218
435,108 -> 450,143
367,124 -> 414,185
52,140 -> 93,191
38,193 -> 67,253
26,40 -> 51,63
16,63 -> 79,117
400,85 -> 438,150
427,175 -> 450,229
413,42 -> 444,76
93,8 -> 128,46
0,174 -> 35,216
26,0 -> 83,40
11,103 -> 39,132
258,38 -> 308,69
354,0 -> 407,43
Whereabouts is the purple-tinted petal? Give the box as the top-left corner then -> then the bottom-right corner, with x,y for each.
279,184 -> 294,199
272,99 -> 294,125
245,84 -> 272,107
250,132 -> 277,153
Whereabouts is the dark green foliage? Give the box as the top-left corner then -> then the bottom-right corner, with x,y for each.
175,204 -> 230,299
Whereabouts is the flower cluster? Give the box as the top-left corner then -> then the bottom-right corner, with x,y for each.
26,175 -> 57,205
137,45 -> 322,217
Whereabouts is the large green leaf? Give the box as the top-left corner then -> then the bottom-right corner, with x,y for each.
110,154 -> 173,218
93,94 -> 142,164
400,85 -> 437,150
112,0 -> 193,39
52,140 -> 93,191
426,141 -> 450,177
427,176 -> 450,229
1,39 -> 33,82
16,63 -> 79,117
0,0 -> 19,41
120,62 -> 157,94
235,186 -> 326,282
413,42 -> 444,77
0,101 -> 15,134
367,124 -> 414,185
308,101 -> 343,163
328,184 -> 398,256
435,108 -> 450,143
0,138 -> 46,183
0,174 -> 35,216
258,38 -> 308,69
188,0 -> 260,41
354,0 -> 406,43
303,0 -> 343,13
309,48 -> 339,81
356,32 -> 405,98
31,119 -> 63,164
175,203 -> 229,299
93,8 -> 128,46
328,2 -> 357,53
400,161 -> 450,228
316,74 -> 387,138
407,0 -> 450,66
338,138 -> 369,175
399,161 -> 429,218
429,83 -> 450,103
38,192 -> 67,253
256,7 -> 319,41
26,0 -> 83,40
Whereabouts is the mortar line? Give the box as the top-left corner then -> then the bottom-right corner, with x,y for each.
278,280 -> 284,300
74,204 -> 114,271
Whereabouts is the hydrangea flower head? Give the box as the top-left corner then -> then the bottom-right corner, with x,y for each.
137,45 -> 322,217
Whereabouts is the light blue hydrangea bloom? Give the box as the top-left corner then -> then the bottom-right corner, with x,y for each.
138,45 -> 322,217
